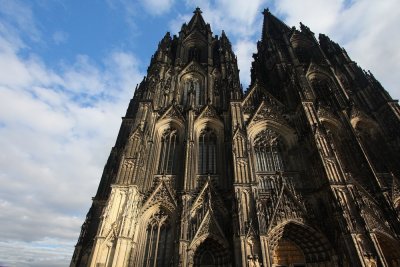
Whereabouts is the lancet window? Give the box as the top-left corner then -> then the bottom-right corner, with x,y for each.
356,123 -> 388,172
188,47 -> 202,62
142,210 -> 174,267
259,176 -> 276,191
158,128 -> 179,174
126,133 -> 142,158
311,79 -> 334,107
294,46 -> 312,64
254,129 -> 283,172
198,127 -> 217,174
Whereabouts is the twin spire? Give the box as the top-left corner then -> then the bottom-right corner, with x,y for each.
184,7 -> 209,34
185,7 -> 302,41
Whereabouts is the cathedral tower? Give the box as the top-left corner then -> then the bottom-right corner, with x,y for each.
71,8 -> 400,267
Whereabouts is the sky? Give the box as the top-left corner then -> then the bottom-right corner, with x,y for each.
0,0 -> 399,266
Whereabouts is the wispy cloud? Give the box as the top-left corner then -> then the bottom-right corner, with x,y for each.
167,0 -> 400,99
0,3 -> 143,266
274,0 -> 345,34
0,0 -> 41,43
0,239 -> 74,267
182,0 -> 267,37
234,39 -> 257,90
273,0 -> 400,99
140,0 -> 175,16
52,31 -> 69,45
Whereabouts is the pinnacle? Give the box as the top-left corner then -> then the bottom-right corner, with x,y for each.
194,7 -> 202,14
261,8 -> 291,40
186,6 -> 208,33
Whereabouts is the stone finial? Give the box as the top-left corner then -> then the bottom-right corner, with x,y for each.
194,7 -> 202,14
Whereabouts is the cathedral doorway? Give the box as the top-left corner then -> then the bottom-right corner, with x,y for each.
375,232 -> 400,267
193,237 -> 230,267
268,221 -> 334,267
272,239 -> 305,267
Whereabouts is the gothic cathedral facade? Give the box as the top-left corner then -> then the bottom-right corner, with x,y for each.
71,8 -> 400,267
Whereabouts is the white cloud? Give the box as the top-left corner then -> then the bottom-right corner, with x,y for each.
274,0 -> 345,34
217,0 -> 266,26
140,0 -> 175,15
234,39 -> 257,89
272,0 -> 400,99
0,0 -> 41,42
0,239 -> 74,267
168,0 -> 268,88
0,17 -> 143,267
335,0 -> 400,99
168,0 -> 400,99
62,55 -> 106,95
182,0 -> 267,37
169,13 -> 192,33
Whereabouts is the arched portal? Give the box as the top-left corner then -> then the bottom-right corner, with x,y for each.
269,221 -> 334,266
193,238 -> 230,267
272,239 -> 305,267
375,232 -> 400,267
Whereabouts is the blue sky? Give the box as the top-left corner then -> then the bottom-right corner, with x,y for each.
0,0 -> 399,266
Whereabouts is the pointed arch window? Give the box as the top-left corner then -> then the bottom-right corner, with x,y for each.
188,47 -> 201,62
294,46 -> 311,64
259,176 -> 276,191
142,210 -> 174,267
311,79 -> 333,107
254,129 -> 284,172
198,128 -> 217,174
127,133 -> 142,158
158,128 -> 179,174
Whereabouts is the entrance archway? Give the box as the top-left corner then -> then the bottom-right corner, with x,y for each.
269,221 -> 334,266
375,232 -> 400,267
272,239 -> 305,267
193,237 -> 230,267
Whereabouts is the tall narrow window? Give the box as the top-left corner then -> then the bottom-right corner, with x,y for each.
182,80 -> 189,106
127,134 -> 141,158
198,128 -> 217,174
194,80 -> 203,106
311,79 -> 333,107
188,47 -> 201,62
143,210 -> 173,267
254,129 -> 283,172
158,129 -> 178,174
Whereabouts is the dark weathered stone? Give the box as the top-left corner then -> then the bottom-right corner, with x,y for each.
71,8 -> 400,267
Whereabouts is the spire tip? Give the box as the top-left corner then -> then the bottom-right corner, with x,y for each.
194,7 -> 202,14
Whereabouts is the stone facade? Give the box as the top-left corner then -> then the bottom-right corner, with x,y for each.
70,8 -> 400,267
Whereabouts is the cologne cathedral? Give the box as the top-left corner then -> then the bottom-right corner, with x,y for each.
71,8 -> 400,267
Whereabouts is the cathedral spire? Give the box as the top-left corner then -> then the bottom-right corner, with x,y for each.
186,7 -> 208,33
261,8 -> 291,41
